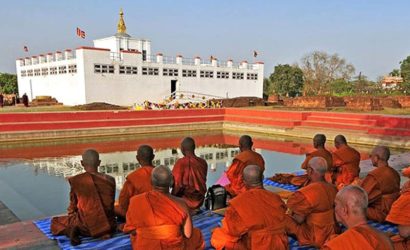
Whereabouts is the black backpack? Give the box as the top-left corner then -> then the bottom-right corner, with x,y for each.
204,184 -> 227,211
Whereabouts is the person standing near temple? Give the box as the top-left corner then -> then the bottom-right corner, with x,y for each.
22,93 -> 29,107
0,93 -> 4,108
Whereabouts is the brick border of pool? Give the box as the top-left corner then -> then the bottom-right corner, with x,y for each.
1,108 -> 410,149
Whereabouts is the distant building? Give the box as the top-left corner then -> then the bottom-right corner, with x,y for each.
16,9 -> 264,106
381,76 -> 403,89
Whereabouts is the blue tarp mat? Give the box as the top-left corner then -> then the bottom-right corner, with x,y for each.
263,178 -> 299,191
34,210 -> 312,250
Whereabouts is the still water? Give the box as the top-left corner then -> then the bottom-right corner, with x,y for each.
0,131 -> 372,221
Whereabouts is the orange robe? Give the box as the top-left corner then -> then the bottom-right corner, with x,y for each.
117,165 -> 154,216
360,165 -> 401,222
403,167 -> 410,178
225,150 -> 265,196
211,187 -> 288,250
51,172 -> 116,238
321,224 -> 393,250
386,181 -> 410,250
286,182 -> 338,247
332,144 -> 361,188
301,148 -> 333,184
171,155 -> 208,210
301,148 -> 333,170
124,190 -> 205,250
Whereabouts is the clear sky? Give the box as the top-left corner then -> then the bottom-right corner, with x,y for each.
1,0 -> 409,80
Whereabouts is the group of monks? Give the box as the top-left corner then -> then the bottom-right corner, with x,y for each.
50,138 -> 208,249
50,134 -> 409,250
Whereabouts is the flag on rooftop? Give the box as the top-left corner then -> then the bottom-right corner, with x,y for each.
23,46 -> 28,52
76,27 -> 86,39
253,50 -> 258,58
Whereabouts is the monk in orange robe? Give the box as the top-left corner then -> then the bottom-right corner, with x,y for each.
172,137 -> 208,211
322,185 -> 393,250
211,165 -> 288,250
116,145 -> 155,218
124,165 -> 205,250
51,149 -> 116,245
286,157 -> 338,248
225,135 -> 265,197
294,134 -> 333,186
360,146 -> 401,222
385,167 -> 410,250
332,135 -> 361,190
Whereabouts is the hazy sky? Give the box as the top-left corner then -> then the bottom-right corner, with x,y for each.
1,0 -> 409,80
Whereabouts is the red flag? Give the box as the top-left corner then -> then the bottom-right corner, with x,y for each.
76,27 -> 86,39
23,46 -> 28,52
253,50 -> 258,58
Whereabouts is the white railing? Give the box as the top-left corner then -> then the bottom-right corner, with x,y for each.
20,53 -> 77,66
143,54 -> 259,70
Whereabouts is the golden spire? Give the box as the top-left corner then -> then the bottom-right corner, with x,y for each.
117,8 -> 127,34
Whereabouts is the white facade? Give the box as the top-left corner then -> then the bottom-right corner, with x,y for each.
16,12 -> 264,106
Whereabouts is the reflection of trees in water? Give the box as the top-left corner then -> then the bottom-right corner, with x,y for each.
30,146 -> 240,190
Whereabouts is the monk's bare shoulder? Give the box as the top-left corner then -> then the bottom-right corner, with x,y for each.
169,195 -> 189,214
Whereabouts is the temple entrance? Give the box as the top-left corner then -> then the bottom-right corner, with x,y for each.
171,80 -> 177,98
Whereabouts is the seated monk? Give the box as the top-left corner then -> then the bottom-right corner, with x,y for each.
332,135 -> 361,190
300,134 -> 333,185
115,145 -> 155,218
360,146 -> 401,222
171,137 -> 208,211
51,149 -> 116,245
225,135 -> 265,197
385,167 -> 410,250
322,185 -> 393,250
211,165 -> 288,250
286,157 -> 338,248
123,165 -> 205,250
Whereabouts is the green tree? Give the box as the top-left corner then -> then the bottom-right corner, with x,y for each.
390,69 -> 400,77
0,73 -> 18,94
400,56 -> 410,83
263,77 -> 273,96
269,64 -> 304,97
351,74 -> 379,95
299,51 -> 355,95
329,79 -> 354,96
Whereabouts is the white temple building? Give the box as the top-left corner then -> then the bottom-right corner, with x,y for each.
16,9 -> 264,106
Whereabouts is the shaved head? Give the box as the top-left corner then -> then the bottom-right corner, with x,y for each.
372,146 -> 390,161
334,135 -> 347,147
181,137 -> 196,153
308,157 -> 328,175
243,165 -> 263,187
137,145 -> 154,163
151,165 -> 173,188
337,185 -> 368,215
239,135 -> 253,150
82,149 -> 100,168
313,134 -> 326,148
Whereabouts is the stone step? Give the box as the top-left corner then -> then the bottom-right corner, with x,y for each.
0,115 -> 224,132
0,109 -> 225,123
225,115 -> 300,128
300,120 -> 370,131
305,115 -> 378,126
368,127 -> 410,137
